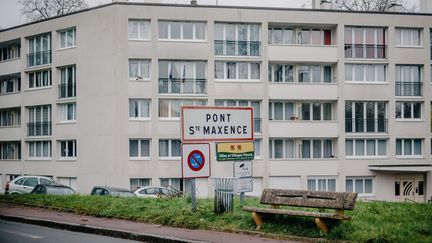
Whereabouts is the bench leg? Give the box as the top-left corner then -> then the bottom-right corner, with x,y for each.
251,212 -> 263,230
315,218 -> 328,234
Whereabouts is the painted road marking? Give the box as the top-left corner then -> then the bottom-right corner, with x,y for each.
1,228 -> 44,239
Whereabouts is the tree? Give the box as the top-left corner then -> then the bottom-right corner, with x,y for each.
330,0 -> 412,12
18,0 -> 89,22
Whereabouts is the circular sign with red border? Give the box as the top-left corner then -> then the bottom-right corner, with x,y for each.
187,150 -> 205,171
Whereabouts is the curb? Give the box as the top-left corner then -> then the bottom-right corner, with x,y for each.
0,214 -> 206,243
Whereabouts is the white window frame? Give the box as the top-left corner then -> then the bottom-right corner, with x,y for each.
345,101 -> 387,133
297,64 -> 333,83
301,102 -> 333,121
214,22 -> 261,56
130,178 -> 151,191
59,140 -> 76,160
28,141 -> 51,160
59,103 -> 76,123
158,99 -> 206,119
396,138 -> 423,158
129,99 -> 150,120
345,64 -> 387,83
300,139 -> 333,159
254,139 -> 261,159
158,60 -> 207,95
0,77 -> 20,94
268,63 -> 294,83
158,21 -> 206,41
129,139 -> 151,160
395,101 -> 422,120
0,142 -> 21,160
28,69 -> 52,89
129,59 -> 151,81
268,101 -> 296,121
214,61 -> 261,81
395,28 -> 422,47
27,33 -> 51,67
345,139 -> 388,158
344,27 -> 387,59
269,138 -> 295,159
158,139 -> 181,159
58,28 -> 76,49
307,177 -> 337,192
0,108 -> 21,127
268,27 -> 294,45
128,19 -> 151,41
345,177 -> 374,196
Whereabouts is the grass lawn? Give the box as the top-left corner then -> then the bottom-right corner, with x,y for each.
1,194 -> 432,242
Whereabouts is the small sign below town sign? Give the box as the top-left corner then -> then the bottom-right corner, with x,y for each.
216,142 -> 254,161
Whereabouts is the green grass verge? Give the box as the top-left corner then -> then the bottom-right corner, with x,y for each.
1,194 -> 432,242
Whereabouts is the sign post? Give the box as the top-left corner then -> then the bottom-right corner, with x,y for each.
233,161 -> 253,206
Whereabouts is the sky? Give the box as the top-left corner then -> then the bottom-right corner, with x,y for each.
0,0 -> 420,29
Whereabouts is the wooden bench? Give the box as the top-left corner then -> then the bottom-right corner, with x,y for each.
243,189 -> 358,233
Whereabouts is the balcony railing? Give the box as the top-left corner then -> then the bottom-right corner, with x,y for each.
214,40 -> 261,56
254,118 -> 262,133
158,78 -> 207,94
59,83 -> 76,99
344,44 -> 387,59
27,122 -> 52,136
395,82 -> 422,97
345,118 -> 388,133
27,50 -> 52,67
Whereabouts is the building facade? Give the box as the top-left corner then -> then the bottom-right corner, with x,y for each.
0,2 -> 431,202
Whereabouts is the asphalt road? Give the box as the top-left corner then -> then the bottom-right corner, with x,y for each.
0,219 -> 143,243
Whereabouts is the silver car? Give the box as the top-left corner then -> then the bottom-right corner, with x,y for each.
5,175 -> 57,194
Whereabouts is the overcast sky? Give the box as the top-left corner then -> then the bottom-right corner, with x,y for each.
0,0 -> 420,29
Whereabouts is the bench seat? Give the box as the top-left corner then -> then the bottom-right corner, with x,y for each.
242,206 -> 351,220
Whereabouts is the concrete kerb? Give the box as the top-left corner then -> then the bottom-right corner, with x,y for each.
0,214 -> 206,243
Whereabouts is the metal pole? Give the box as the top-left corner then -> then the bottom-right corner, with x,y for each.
191,178 -> 196,211
240,192 -> 245,207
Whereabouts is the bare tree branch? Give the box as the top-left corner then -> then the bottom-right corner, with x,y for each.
18,0 -> 88,22
331,0 -> 410,12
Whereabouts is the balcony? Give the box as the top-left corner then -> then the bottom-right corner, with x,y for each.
395,82 -> 422,97
27,50 -> 51,67
214,40 -> 261,57
345,118 -> 388,133
268,45 -> 337,63
344,44 -> 387,59
27,122 -> 52,136
158,78 -> 206,95
268,120 -> 338,138
59,83 -> 76,99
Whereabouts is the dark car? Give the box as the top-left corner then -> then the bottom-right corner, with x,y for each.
30,184 -> 76,195
90,186 -> 135,197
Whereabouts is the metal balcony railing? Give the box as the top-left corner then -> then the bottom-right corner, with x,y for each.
27,122 -> 52,136
214,40 -> 261,56
344,44 -> 387,59
345,118 -> 388,133
395,82 -> 422,97
158,78 -> 207,94
27,50 -> 52,67
59,83 -> 76,99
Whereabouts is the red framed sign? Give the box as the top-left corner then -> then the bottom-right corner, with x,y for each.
181,143 -> 211,179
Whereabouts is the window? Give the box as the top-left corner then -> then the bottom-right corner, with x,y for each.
301,139 -> 333,159
214,61 -> 260,80
396,139 -> 422,157
59,28 -> 76,48
0,108 -> 20,127
345,27 -> 386,59
59,140 -> 76,159
268,27 -> 331,45
159,99 -> 206,118
299,28 -> 332,45
395,28 -> 421,47
160,178 -> 182,191
396,102 -> 421,119
346,177 -> 373,195
159,139 -> 181,158
345,101 -> 387,133
59,103 -> 76,122
28,141 -> 51,159
130,178 -> 151,191
28,105 -> 51,136
268,64 -> 294,82
301,102 -> 332,121
128,20 -> 150,40
129,59 -> 150,80
269,101 -> 295,121
0,43 -> 20,61
307,177 -> 336,192
345,139 -> 387,157
0,76 -> 20,94
27,33 -> 51,67
129,99 -> 150,119
158,21 -> 206,41
59,66 -> 76,99
215,23 -> 261,56
345,64 -> 386,82
395,65 -> 422,96
215,100 -> 261,133
57,177 -> 77,190
268,27 -> 294,44
269,139 -> 295,159
158,61 -> 207,94
29,70 -> 51,88
254,139 -> 261,158
298,65 -> 332,83
0,142 -> 21,160
129,139 -> 150,159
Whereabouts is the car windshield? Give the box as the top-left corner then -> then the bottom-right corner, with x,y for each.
46,187 -> 75,195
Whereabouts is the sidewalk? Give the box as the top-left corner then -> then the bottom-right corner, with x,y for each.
0,203 -> 309,243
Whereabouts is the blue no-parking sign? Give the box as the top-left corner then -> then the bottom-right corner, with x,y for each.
182,143 -> 210,178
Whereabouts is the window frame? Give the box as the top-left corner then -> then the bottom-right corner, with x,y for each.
158,99 -> 207,119
307,177 -> 337,192
158,139 -> 181,159
345,138 -> 388,158
129,59 -> 151,81
395,28 -> 422,47
158,20 -> 206,41
58,27 -> 76,49
395,101 -> 422,120
128,19 -> 151,41
28,69 -> 52,89
269,138 -> 295,159
129,99 -> 151,120
214,61 -> 261,81
28,140 -> 52,160
345,63 -> 387,83
58,102 -> 76,123
129,139 -> 151,160
59,140 -> 77,160
346,177 -> 374,196
396,138 -> 423,158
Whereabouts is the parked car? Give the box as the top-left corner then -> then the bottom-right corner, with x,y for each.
134,186 -> 182,198
31,184 -> 76,195
5,176 -> 58,194
90,186 -> 135,197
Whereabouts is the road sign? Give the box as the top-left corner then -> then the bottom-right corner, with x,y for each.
181,106 -> 254,142
217,142 -> 254,161
234,177 -> 253,193
182,143 -> 210,178
233,161 -> 253,178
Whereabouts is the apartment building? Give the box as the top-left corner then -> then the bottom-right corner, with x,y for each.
0,2 -> 431,202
